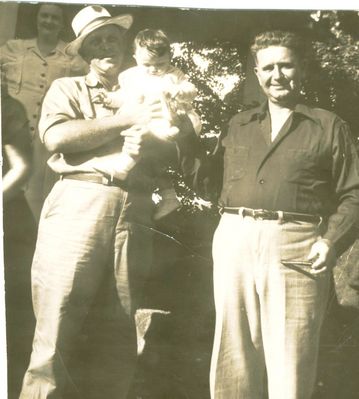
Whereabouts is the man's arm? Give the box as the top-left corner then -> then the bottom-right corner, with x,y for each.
3,142 -> 31,202
40,78 -> 166,154
309,120 -> 359,274
2,98 -> 32,202
120,112 -> 202,188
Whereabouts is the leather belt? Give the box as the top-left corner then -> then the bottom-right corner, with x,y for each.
60,173 -> 124,187
221,207 -> 322,224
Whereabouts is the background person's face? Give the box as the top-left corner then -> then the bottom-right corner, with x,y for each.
254,46 -> 303,106
134,47 -> 171,76
80,25 -> 125,72
37,4 -> 64,38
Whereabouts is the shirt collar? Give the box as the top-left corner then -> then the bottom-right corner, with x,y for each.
238,101 -> 321,126
293,103 -> 322,125
84,70 -> 121,91
25,38 -> 67,56
85,70 -> 102,88
236,102 -> 267,125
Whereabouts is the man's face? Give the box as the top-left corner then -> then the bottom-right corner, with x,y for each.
134,47 -> 171,76
80,25 -> 125,71
254,46 -> 303,106
37,4 -> 64,38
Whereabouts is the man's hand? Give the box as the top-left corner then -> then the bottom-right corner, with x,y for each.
116,98 -> 166,127
121,125 -> 152,160
307,239 -> 336,275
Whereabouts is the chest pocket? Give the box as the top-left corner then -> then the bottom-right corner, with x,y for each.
224,146 -> 249,181
283,149 -> 317,183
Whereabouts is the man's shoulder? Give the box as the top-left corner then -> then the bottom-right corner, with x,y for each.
47,75 -> 87,97
50,75 -> 85,87
229,104 -> 263,126
296,103 -> 345,127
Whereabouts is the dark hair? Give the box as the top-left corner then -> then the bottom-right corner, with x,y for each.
251,30 -> 309,64
134,29 -> 171,57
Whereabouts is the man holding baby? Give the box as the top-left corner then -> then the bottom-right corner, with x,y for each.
20,5 -> 199,399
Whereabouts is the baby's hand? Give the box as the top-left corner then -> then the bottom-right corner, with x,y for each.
176,81 -> 197,102
92,90 -> 122,108
92,90 -> 108,104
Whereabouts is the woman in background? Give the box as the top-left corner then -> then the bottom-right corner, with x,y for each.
1,3 -> 87,221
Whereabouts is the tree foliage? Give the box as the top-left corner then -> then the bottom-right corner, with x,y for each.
165,11 -> 359,216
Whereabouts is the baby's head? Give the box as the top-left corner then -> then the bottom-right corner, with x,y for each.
133,29 -> 171,76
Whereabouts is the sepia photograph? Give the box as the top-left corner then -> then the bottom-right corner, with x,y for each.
1,1 -> 359,398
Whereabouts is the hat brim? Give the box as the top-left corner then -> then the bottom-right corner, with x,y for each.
65,14 -> 133,56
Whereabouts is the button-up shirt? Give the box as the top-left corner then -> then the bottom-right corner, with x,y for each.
0,38 -> 87,137
219,102 -> 359,250
39,70 -> 198,193
39,71 -> 126,174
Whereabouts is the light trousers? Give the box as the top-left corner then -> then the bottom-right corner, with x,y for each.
210,213 -> 330,399
20,179 -> 153,399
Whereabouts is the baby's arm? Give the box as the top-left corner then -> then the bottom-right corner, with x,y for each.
91,89 -> 125,109
173,80 -> 198,104
165,72 -> 202,136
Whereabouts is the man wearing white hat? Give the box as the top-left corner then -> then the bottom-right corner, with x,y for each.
19,5 -> 199,399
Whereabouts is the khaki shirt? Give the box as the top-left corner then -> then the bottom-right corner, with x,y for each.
0,38 -> 87,138
39,71 -> 131,175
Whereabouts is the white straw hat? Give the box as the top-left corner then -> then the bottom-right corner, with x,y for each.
66,5 -> 133,56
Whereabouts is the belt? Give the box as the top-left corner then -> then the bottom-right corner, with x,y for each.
221,207 -> 322,224
60,172 -> 124,187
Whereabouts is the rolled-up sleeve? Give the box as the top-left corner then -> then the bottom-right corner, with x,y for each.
324,120 -> 359,252
38,78 -> 83,143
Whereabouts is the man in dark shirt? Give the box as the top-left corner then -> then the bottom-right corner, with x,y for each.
210,31 -> 359,399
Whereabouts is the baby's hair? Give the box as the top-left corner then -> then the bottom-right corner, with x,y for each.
134,29 -> 171,57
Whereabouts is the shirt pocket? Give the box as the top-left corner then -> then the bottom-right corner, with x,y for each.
224,146 -> 249,181
283,149 -> 316,184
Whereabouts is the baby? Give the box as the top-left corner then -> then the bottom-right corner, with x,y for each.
93,29 -> 201,219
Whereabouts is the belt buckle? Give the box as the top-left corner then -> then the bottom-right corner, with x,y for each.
101,175 -> 112,186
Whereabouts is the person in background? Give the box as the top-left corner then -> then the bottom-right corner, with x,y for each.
19,5 -> 199,399
209,30 -> 359,399
2,78 -> 37,399
0,2 -> 87,222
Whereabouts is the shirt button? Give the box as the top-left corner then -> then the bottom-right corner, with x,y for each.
30,127 -> 35,131
43,62 -> 47,67
41,73 -> 46,77
40,85 -> 44,88
259,179 -> 265,184
37,102 -> 41,106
